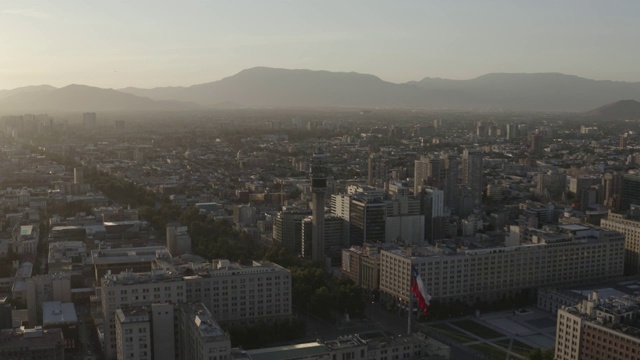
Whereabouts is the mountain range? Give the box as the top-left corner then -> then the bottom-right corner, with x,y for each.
2,67 -> 640,112
585,100 -> 640,119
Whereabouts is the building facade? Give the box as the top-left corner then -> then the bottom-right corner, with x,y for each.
380,224 -> 625,305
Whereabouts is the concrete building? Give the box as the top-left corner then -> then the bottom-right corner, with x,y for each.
178,302 -> 231,360
12,224 -> 39,255
272,207 -> 310,255
42,301 -> 78,354
311,148 -> 328,263
0,327 -> 65,359
182,260 -> 292,326
380,224 -> 625,306
302,215 -> 344,261
48,241 -> 86,275
367,153 -> 390,188
601,211 -> 640,275
91,246 -> 172,283
620,174 -> 640,210
166,225 -> 192,256
245,331 -> 449,360
233,204 -> 257,228
462,149 -> 483,207
350,194 -> 385,245
73,167 -> 84,184
342,243 -> 398,291
115,307 -> 152,360
555,292 -> 640,360
100,270 -> 186,359
385,182 -> 424,245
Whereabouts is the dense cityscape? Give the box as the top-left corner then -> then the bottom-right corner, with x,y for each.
3,2 -> 640,359
0,106 -> 638,359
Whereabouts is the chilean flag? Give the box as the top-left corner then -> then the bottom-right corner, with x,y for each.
411,265 -> 431,316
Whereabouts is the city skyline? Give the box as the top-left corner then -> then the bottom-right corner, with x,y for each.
1,0 -> 639,89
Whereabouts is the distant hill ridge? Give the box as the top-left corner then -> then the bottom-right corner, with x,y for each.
585,99 -> 640,119
3,67 -> 640,112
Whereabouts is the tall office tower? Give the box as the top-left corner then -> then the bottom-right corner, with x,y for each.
621,174 -> 640,210
311,148 -> 328,263
506,123 -> 518,139
603,172 -> 623,210
414,156 -> 429,195
421,187 -> 444,243
272,207 -> 309,254
476,121 -> 488,138
73,167 -> 84,184
462,149 -> 484,207
620,132 -> 629,149
529,131 -> 544,156
350,194 -> 386,245
442,153 -> 459,213
414,155 -> 443,194
82,112 -> 96,127
385,182 -> 424,244
367,153 -> 389,188
302,215 -> 344,259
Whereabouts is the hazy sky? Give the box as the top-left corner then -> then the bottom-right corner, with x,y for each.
1,0 -> 638,89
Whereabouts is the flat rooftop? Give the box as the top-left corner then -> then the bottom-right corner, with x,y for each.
42,301 -> 78,325
246,342 -> 328,360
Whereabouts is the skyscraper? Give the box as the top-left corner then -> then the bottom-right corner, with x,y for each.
82,112 -> 96,127
311,148 -> 328,263
462,149 -> 483,207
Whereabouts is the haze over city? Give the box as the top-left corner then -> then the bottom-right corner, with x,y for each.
3,2 -> 640,360
1,0 -> 640,89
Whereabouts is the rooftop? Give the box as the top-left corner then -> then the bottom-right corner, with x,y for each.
246,342 -> 328,360
42,301 -> 78,325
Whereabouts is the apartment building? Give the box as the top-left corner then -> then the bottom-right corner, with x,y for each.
556,292 -> 640,360
380,224 -> 625,305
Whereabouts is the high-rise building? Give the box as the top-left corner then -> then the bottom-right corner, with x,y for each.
442,152 -> 459,213
414,155 -> 444,194
349,194 -> 385,245
166,225 -> 192,256
529,131 -> 544,156
385,182 -> 424,245
311,148 -> 328,263
462,149 -> 483,207
506,123 -> 518,139
272,207 -> 310,254
621,174 -> 640,210
82,112 -> 96,127
73,167 -> 84,184
367,153 -> 389,188
603,172 -> 623,210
